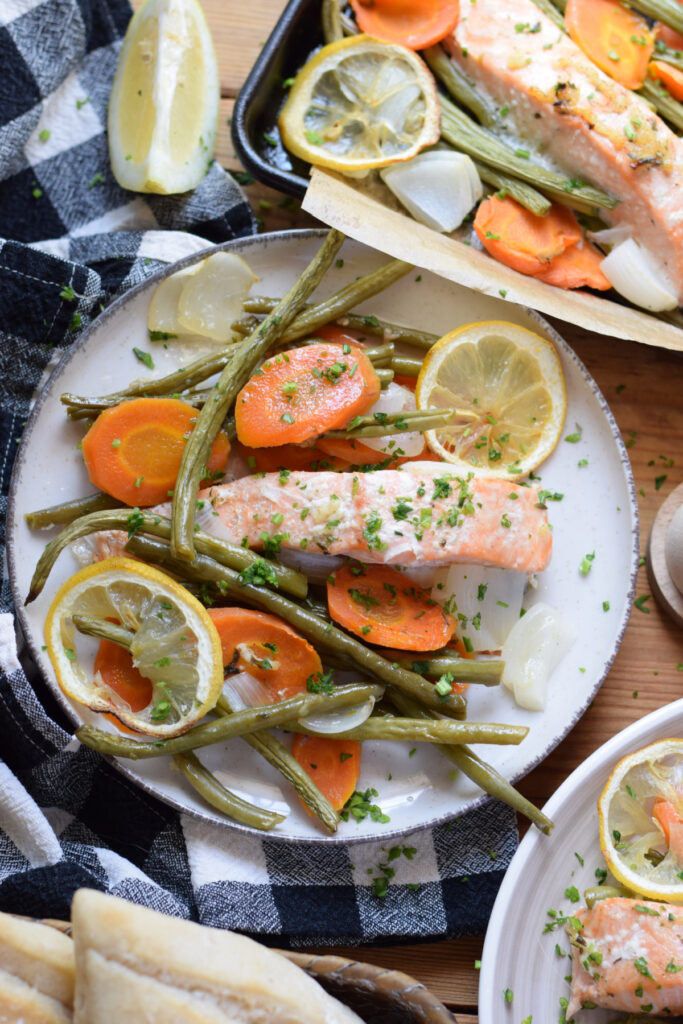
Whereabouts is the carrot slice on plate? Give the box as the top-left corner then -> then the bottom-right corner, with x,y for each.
327,565 -> 456,650
235,342 -> 380,448
291,734 -> 361,811
81,397 -> 230,507
473,196 -> 581,279
655,13 -> 683,53
649,59 -> 683,100
534,238 -> 611,291
234,440 -> 350,473
316,436 -> 394,467
208,606 -> 322,701
653,797 -> 682,845
349,0 -> 460,51
94,635 -> 153,713
565,0 -> 654,90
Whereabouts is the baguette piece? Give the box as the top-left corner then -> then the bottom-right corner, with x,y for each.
0,912 -> 74,1023
71,889 -> 363,1024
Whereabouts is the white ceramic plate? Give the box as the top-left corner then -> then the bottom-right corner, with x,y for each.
479,697 -> 683,1024
7,230 -> 639,843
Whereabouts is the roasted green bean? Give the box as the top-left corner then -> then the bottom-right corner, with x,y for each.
76,682 -> 384,759
124,534 -> 468,719
25,492 -> 125,529
170,229 -> 345,562
61,344 -> 245,414
338,313 -> 439,351
217,696 -> 339,832
583,885 -> 629,908
472,161 -> 552,217
321,0 -> 343,43
392,654 -> 503,686
72,615 -> 133,648
423,45 -> 498,128
173,751 -> 286,830
25,509 -> 307,604
638,77 -> 683,132
390,355 -> 422,377
387,689 -> 553,834
289,716 -> 528,746
325,407 -> 454,439
279,260 -> 412,343
241,298 -> 439,352
440,96 -> 617,214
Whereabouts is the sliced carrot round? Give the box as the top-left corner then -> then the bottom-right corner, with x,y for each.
291,734 -> 361,811
316,436 -> 394,467
81,397 -> 230,507
473,196 -> 581,279
94,637 -> 153,713
649,58 -> 683,100
208,606 -> 322,701
565,0 -> 654,90
655,18 -> 683,52
534,238 -> 611,291
349,0 -> 460,51
233,439 -> 350,474
235,342 -> 380,448
327,565 -> 456,651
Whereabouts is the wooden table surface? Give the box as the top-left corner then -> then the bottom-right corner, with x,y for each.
174,0 -> 683,1016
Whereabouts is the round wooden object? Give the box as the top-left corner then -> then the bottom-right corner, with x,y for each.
281,951 -> 455,1024
647,481 -> 683,629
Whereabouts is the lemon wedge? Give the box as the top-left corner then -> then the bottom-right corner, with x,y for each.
598,739 -> 683,904
44,558 -> 223,737
278,35 -> 440,173
415,321 -> 567,478
108,0 -> 219,194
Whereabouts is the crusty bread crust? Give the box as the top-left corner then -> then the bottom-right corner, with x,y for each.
72,889 -> 362,1024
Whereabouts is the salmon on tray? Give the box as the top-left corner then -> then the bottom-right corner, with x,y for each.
443,0 -> 683,300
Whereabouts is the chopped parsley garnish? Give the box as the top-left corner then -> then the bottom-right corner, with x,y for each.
126,507 -> 145,537
579,552 -> 595,575
306,670 -> 335,694
238,558 -> 279,589
133,347 -> 155,370
564,423 -> 583,443
340,787 -> 390,824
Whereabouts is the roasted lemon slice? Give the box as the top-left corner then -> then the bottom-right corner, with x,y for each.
278,35 -> 440,172
44,558 -> 223,737
415,321 -> 567,478
108,0 -> 219,194
598,739 -> 683,904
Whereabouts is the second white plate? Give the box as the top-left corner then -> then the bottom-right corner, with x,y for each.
480,698 -> 683,1023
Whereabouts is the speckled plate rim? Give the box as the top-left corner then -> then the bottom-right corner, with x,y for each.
7,228 -> 640,846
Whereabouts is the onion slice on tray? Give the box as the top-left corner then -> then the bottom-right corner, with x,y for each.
600,238 -> 678,312
380,150 -> 483,233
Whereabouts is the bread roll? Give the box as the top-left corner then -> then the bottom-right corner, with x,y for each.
0,912 -> 74,1023
71,889 -> 362,1024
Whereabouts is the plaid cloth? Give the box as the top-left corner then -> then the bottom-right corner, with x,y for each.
0,0 -> 519,944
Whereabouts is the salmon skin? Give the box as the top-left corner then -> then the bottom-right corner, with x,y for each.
444,0 -> 683,300
566,898 -> 683,1016
209,463 -> 552,572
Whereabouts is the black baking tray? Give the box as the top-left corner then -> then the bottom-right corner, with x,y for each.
231,0 -> 321,197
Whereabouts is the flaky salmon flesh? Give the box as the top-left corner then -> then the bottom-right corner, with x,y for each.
444,0 -> 683,300
208,463 -> 552,572
567,898 -> 683,1017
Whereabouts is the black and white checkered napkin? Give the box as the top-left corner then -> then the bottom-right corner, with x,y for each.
0,0 -> 518,943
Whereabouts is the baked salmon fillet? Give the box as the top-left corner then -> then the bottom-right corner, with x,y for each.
208,463 -> 552,571
443,0 -> 683,300
566,898 -> 683,1017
